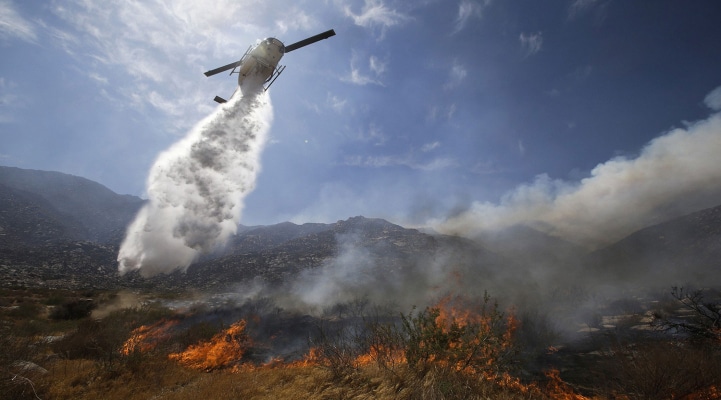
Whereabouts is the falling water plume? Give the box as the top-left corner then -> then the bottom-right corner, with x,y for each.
118,84 -> 272,277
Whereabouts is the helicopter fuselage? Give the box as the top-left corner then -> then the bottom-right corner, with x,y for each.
237,38 -> 285,87
203,29 -> 335,103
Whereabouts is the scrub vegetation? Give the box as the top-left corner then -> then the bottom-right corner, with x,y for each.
1,287 -> 720,400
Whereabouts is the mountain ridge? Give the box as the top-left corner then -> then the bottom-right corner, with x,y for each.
1,166 -> 719,292
0,166 -> 144,244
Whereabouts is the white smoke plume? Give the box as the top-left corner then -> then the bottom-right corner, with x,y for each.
118,85 -> 272,277
436,87 -> 721,248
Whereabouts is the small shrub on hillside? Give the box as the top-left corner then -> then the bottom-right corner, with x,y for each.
652,287 -> 721,342
7,301 -> 41,319
49,299 -> 96,320
400,293 -> 519,378
310,319 -> 365,378
310,294 -> 527,399
599,339 -> 721,398
43,293 -> 67,306
0,330 -> 47,400
52,304 -> 175,370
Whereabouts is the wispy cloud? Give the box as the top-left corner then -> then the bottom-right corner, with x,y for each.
344,153 -> 457,171
369,55 -> 387,76
343,52 -> 385,86
343,0 -> 410,39
274,9 -> 316,34
568,0 -> 608,23
44,0 -> 318,131
443,60 -> 467,90
421,141 -> 440,152
519,31 -> 543,57
568,0 -> 597,18
0,0 -> 37,42
345,67 -> 384,86
327,93 -> 348,113
451,0 -> 491,35
470,160 -> 505,175
427,104 -> 457,122
354,123 -> 387,146
0,77 -> 22,123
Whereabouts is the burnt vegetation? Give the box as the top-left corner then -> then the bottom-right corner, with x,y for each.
1,287 -> 721,399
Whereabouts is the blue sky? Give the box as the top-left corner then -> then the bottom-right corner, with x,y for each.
2,0 -> 721,240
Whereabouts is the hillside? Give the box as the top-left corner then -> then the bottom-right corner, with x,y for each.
0,166 -> 144,244
0,168 -> 503,292
585,203 -> 721,285
3,167 -> 721,400
1,166 -> 720,294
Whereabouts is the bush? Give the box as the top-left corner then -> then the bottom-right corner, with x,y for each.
49,299 -> 96,320
0,331 -> 47,399
52,304 -> 175,370
7,301 -> 41,319
652,287 -> 721,342
399,293 -> 519,378
599,339 -> 721,398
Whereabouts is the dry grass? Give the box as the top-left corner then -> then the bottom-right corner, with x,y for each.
5,288 -> 720,400
40,360 -> 547,400
2,289 -> 567,400
43,358 -> 196,400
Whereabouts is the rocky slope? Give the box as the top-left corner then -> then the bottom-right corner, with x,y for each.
0,166 -> 144,244
1,166 -> 720,293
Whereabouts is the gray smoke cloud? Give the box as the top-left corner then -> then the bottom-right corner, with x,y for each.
118,85 -> 272,277
279,232 -> 493,313
434,87 -> 721,248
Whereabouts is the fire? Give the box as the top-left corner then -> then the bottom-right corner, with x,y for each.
544,369 -> 591,400
115,297 -> 598,399
168,319 -> 251,371
354,344 -> 405,368
480,369 -> 591,399
121,319 -> 179,355
423,295 -> 519,375
284,346 -> 323,368
489,371 -> 543,396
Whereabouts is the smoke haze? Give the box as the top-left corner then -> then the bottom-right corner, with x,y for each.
118,86 -> 272,277
435,98 -> 721,249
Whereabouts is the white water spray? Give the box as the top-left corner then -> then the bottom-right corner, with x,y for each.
118,85 -> 272,277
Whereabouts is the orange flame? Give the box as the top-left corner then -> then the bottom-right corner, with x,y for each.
430,296 -> 519,374
168,319 -> 251,371
354,344 -> 405,367
284,346 -> 323,368
487,371 -> 544,396
544,369 -> 591,400
121,319 -> 179,355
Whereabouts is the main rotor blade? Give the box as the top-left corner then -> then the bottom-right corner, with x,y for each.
204,60 -> 242,77
285,29 -> 336,53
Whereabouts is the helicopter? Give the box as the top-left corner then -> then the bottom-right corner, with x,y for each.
203,29 -> 336,103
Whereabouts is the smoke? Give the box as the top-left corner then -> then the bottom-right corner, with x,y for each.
279,231 -> 496,313
435,95 -> 721,248
91,291 -> 145,318
288,233 -> 377,308
118,83 -> 272,277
